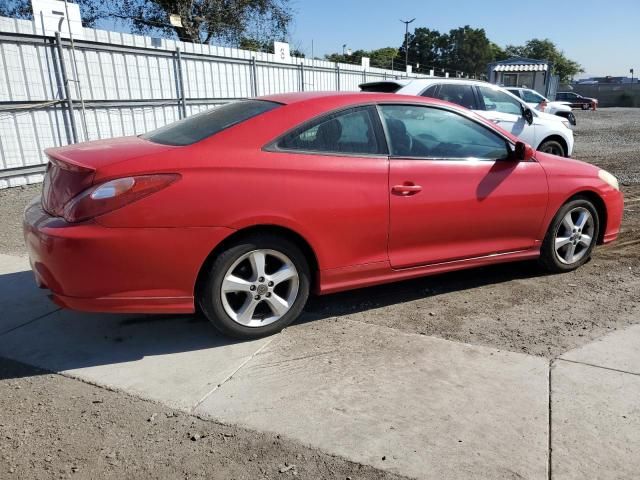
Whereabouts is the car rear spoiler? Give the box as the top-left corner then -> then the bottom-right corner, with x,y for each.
358,81 -> 406,93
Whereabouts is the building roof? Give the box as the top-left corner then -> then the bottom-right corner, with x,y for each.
491,56 -> 550,72
494,63 -> 548,72
494,57 -> 549,65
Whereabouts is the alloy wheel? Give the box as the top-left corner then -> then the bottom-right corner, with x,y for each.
554,207 -> 595,265
220,249 -> 299,327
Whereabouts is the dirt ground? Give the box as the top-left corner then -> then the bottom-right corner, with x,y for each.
1,108 -> 639,478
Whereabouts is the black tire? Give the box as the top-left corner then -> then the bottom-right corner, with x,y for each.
581,103 -> 590,110
200,234 -> 311,339
539,198 -> 600,273
538,139 -> 566,157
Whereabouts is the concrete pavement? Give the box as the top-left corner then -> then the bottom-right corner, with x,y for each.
1,252 -> 638,479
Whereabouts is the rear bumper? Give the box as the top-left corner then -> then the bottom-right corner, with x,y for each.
23,198 -> 234,314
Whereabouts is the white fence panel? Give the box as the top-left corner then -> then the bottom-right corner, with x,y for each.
0,16 -> 430,188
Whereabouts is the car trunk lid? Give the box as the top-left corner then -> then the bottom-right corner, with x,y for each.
42,136 -> 172,217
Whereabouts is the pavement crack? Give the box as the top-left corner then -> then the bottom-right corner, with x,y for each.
189,335 -> 277,413
0,307 -> 61,336
557,358 -> 640,377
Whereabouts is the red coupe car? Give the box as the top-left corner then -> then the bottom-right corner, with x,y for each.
24,92 -> 623,338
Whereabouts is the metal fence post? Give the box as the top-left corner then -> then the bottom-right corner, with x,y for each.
336,64 -> 341,91
250,57 -> 258,97
299,62 -> 305,92
54,32 -> 78,144
175,46 -> 187,118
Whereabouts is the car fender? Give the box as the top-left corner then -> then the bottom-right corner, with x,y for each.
224,214 -> 328,270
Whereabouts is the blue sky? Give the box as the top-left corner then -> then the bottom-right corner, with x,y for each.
287,0 -> 639,78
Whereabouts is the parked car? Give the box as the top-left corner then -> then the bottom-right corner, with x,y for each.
555,91 -> 598,110
361,79 -> 574,157
506,87 -> 576,126
24,93 -> 623,339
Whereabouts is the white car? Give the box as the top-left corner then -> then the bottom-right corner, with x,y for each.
505,87 -> 576,126
360,79 -> 574,157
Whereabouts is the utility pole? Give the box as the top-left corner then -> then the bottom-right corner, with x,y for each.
400,18 -> 415,71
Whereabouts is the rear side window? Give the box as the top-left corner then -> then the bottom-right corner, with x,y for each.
276,106 -> 385,155
432,84 -> 478,110
420,84 -> 438,98
143,100 -> 281,146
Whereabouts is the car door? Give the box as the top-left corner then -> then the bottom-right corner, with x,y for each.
564,93 -> 580,108
379,104 -> 548,269
476,86 -> 537,147
265,105 -> 390,269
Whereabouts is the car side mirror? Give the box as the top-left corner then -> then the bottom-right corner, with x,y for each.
522,107 -> 534,125
511,141 -> 534,161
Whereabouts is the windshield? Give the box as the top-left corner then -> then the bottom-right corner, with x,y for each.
142,100 -> 281,146
521,90 -> 546,103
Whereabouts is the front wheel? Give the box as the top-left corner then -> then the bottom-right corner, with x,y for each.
539,198 -> 599,273
200,234 -> 310,339
538,139 -> 566,157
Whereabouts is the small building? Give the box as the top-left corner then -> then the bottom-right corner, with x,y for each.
487,57 -> 556,97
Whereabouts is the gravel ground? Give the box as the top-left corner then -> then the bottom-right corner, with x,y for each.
1,108 -> 639,478
571,107 -> 640,185
0,183 -> 37,256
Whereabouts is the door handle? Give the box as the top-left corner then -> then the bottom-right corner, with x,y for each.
392,184 -> 422,195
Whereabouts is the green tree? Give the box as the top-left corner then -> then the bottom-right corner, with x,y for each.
400,27 -> 446,71
504,38 -> 583,82
325,47 -> 397,69
398,26 -> 508,76
1,0 -> 292,45
439,26 -> 495,76
489,42 -> 509,62
115,0 -> 292,45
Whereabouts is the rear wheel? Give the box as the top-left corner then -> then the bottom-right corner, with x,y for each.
200,234 -> 310,339
539,198 -> 599,273
538,139 -> 566,157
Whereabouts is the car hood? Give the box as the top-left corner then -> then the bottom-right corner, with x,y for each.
534,109 -> 568,124
546,101 -> 572,111
535,150 -> 600,175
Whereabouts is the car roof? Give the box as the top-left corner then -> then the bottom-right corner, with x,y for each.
360,77 -> 494,96
260,91 -> 456,107
255,91 -> 521,145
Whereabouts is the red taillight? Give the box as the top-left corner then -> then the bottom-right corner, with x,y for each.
62,174 -> 180,223
42,158 -> 95,216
